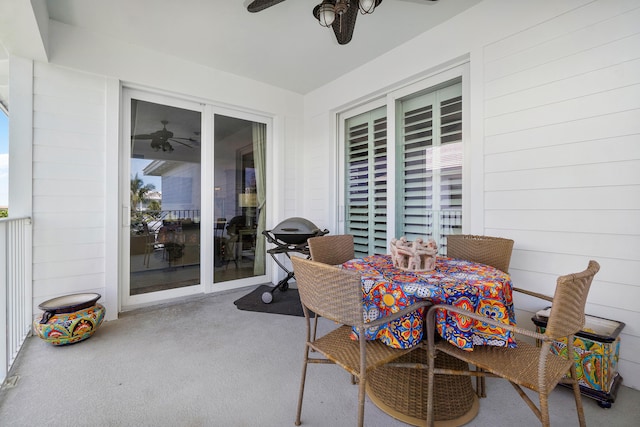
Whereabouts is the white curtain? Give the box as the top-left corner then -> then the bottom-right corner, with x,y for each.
252,123 -> 267,275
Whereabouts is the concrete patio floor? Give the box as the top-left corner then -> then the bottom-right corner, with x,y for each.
1,286 -> 638,426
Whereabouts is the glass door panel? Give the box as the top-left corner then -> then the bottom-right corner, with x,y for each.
129,99 -> 201,295
213,114 -> 266,283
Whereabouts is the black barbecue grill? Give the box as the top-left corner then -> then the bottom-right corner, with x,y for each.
261,217 -> 329,303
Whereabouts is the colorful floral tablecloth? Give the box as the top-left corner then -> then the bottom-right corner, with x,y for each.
343,255 -> 517,350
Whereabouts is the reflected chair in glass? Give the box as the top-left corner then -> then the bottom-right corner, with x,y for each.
291,256 -> 429,427
224,216 -> 247,269
142,223 -> 159,268
214,218 -> 227,268
223,234 -> 239,269
446,233 -> 515,395
425,260 -> 600,427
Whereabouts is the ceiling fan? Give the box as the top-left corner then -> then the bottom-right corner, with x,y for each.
247,0 -> 438,45
132,120 -> 199,153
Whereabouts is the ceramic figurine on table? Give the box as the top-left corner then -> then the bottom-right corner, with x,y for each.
390,236 -> 411,269
390,236 -> 438,271
421,238 -> 438,270
407,238 -> 424,270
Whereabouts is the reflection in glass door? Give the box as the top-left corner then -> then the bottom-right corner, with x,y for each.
129,99 -> 201,295
213,114 -> 266,283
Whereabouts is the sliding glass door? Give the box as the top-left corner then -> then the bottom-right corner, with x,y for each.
127,96 -> 202,297
121,90 -> 270,308
212,113 -> 266,283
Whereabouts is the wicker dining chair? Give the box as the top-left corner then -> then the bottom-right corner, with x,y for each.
307,234 -> 356,341
308,234 -> 355,266
446,233 -> 515,396
291,256 -> 429,427
425,260 -> 600,427
446,234 -> 514,273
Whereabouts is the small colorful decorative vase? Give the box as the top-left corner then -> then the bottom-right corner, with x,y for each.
33,293 -> 105,346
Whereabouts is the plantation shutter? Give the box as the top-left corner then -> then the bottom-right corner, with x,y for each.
397,82 -> 462,252
345,107 -> 388,257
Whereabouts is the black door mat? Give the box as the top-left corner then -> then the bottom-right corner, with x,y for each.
234,284 -> 313,317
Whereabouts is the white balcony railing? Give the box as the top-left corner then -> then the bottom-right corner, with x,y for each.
0,217 -> 32,385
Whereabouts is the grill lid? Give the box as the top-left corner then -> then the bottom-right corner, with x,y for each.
271,217 -> 324,244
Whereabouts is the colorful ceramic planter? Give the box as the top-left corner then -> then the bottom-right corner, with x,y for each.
532,307 -> 625,407
33,293 -> 105,345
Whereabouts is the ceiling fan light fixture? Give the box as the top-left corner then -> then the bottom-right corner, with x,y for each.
252,0 -> 397,45
315,1 -> 336,27
358,0 -> 376,14
334,0 -> 348,16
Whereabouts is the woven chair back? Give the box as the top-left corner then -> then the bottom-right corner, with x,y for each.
308,234 -> 355,266
291,256 -> 364,327
544,260 -> 600,339
446,234 -> 514,273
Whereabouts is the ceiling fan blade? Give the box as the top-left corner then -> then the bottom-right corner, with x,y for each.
247,0 -> 286,13
171,137 -> 199,142
132,134 -> 154,139
332,3 -> 359,45
169,139 -> 194,148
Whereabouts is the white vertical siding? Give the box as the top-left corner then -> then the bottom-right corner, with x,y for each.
31,63 -> 107,309
483,0 -> 640,387
301,113 -> 336,231
283,117 -> 306,224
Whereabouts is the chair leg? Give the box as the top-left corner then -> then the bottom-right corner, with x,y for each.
295,344 -> 310,426
475,368 -> 486,397
312,316 -> 319,342
357,375 -> 366,427
357,336 -> 367,427
296,314 -> 314,426
570,363 -> 586,427
426,347 -> 436,427
539,390 -> 551,427
510,382 -> 544,422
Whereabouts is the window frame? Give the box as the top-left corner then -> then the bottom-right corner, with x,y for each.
337,62 -> 471,255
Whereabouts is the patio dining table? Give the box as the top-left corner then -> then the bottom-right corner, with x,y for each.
342,254 -> 516,426
342,254 -> 516,350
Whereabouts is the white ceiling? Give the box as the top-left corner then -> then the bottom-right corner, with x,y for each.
0,0 -> 482,165
41,0 -> 482,95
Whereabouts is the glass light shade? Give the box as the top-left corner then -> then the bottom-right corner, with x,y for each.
238,193 -> 258,208
317,3 -> 336,27
359,0 -> 376,14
